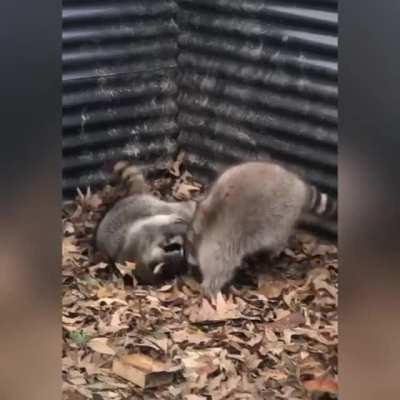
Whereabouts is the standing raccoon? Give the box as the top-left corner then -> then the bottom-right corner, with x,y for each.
96,167 -> 196,278
185,161 -> 337,295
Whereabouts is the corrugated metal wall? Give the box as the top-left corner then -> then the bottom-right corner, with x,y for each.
62,0 -> 180,197
176,0 -> 337,237
62,0 -> 337,237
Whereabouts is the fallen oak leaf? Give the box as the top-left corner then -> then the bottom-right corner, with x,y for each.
168,151 -> 185,177
63,390 -> 86,400
266,312 -> 305,332
90,298 -> 128,307
114,261 -> 136,277
258,277 -> 288,299
263,368 -> 288,382
88,262 -> 109,273
315,279 -> 338,299
285,327 -> 336,346
96,285 -> 114,299
303,376 -> 338,394
181,349 -> 221,381
189,293 -> 242,323
264,327 -> 279,343
87,338 -> 116,355
173,181 -> 201,201
62,237 -> 83,264
76,187 -> 103,209
62,315 -> 86,325
185,395 -> 207,400
63,221 -> 75,235
172,328 -> 211,345
212,375 -> 242,400
312,243 -> 337,257
112,353 -> 180,389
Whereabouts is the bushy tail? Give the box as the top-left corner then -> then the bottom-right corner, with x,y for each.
113,161 -> 149,195
307,185 -> 337,219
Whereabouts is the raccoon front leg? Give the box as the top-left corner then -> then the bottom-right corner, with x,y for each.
197,243 -> 241,296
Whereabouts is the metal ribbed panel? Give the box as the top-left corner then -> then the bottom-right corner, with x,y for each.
177,0 -> 338,238
62,0 -> 179,197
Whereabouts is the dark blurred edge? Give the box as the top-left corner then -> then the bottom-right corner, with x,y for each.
0,0 -> 61,399
341,0 -> 400,399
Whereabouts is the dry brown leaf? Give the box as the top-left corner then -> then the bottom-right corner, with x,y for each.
96,285 -> 114,299
145,335 -> 169,353
286,327 -> 336,346
62,164 -> 337,400
312,244 -> 337,257
181,349 -> 220,382
168,151 -> 185,177
258,278 -> 288,299
189,294 -> 242,323
264,327 -> 279,343
172,329 -> 210,345
212,375 -> 242,400
87,338 -> 116,355
112,353 -> 180,389
63,389 -> 87,400
266,312 -> 305,332
63,221 -> 75,235
174,181 -> 201,201
263,369 -> 288,382
77,187 -> 103,209
63,237 -> 82,263
89,262 -> 109,273
114,261 -> 136,277
304,376 -> 338,394
91,298 -> 128,307
185,395 -> 207,400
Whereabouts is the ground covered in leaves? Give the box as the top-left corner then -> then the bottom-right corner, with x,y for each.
62,161 -> 338,400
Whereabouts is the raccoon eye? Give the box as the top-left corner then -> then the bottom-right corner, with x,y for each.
164,242 -> 181,252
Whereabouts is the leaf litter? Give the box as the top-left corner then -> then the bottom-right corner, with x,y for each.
62,160 -> 338,400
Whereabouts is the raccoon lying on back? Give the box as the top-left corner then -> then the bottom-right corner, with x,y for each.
96,167 -> 195,275
185,161 -> 337,295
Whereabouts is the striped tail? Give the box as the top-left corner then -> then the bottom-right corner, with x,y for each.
307,185 -> 337,219
113,162 -> 149,195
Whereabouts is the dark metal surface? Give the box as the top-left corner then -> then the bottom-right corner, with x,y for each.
62,0 -> 338,238
176,0 -> 338,238
62,0 -> 179,197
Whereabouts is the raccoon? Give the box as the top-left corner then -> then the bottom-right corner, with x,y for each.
185,161 -> 337,295
95,166 -> 196,278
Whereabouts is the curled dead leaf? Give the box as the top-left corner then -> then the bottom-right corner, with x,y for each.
258,278 -> 288,299
114,261 -> 136,277
168,151 -> 185,177
174,181 -> 201,201
87,338 -> 116,355
112,353 -> 180,389
172,329 -> 210,345
189,293 -> 242,324
267,312 -> 305,332
304,376 -> 338,394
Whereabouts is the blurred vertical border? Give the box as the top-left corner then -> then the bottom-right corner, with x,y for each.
0,0 -> 61,399
341,0 -> 400,398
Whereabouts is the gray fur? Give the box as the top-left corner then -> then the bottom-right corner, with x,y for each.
185,161 -> 336,295
96,167 -> 196,271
